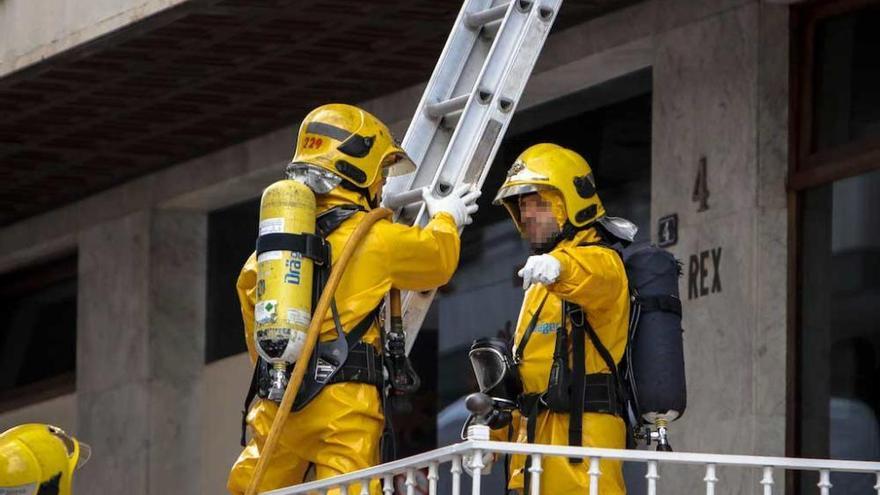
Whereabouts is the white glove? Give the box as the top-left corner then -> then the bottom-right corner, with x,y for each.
422,185 -> 481,227
463,451 -> 495,477
517,254 -> 561,290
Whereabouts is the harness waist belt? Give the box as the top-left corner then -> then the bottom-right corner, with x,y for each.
518,373 -> 621,417
327,341 -> 383,387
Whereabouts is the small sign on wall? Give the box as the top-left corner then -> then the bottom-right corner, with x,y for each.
658,214 -> 678,247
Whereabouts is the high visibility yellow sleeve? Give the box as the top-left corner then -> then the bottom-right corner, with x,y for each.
380,212 -> 461,291
237,252 -> 259,365
546,245 -> 628,340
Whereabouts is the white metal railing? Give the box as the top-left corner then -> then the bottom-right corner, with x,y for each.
265,426 -> 880,495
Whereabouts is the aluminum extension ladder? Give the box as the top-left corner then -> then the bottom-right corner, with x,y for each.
381,0 -> 563,352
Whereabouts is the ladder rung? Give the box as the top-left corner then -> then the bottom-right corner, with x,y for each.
480,18 -> 502,39
442,109 -> 463,129
465,3 -> 508,29
425,94 -> 470,119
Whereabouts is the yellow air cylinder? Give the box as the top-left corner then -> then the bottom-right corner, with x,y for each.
254,179 -> 316,400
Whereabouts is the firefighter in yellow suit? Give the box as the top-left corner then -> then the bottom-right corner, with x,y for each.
227,104 -> 480,495
492,143 -> 632,494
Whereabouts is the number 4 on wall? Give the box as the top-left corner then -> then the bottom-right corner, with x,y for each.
692,156 -> 709,212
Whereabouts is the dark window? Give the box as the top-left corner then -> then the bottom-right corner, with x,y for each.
205,198 -> 260,363
812,7 -> 880,152
0,254 -> 77,411
797,169 -> 880,493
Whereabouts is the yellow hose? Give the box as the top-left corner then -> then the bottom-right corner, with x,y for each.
245,207 -> 393,495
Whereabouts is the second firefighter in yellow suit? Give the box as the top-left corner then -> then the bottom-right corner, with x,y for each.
227,104 -> 480,495
492,143 -> 632,494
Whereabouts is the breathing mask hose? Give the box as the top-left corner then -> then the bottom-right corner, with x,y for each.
245,207 -> 392,495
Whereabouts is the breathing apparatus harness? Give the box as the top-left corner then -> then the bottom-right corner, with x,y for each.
241,203 -> 421,459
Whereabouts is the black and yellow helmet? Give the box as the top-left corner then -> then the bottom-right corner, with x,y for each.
287,103 -> 415,203
494,143 -> 605,233
0,424 -> 90,495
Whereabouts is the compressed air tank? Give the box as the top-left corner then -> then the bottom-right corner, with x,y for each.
254,179 -> 316,400
623,244 -> 687,424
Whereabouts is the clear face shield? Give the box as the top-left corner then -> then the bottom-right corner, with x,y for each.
468,338 -> 521,409
464,338 -> 522,433
48,425 -> 91,471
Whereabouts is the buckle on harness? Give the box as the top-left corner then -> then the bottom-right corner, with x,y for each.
566,304 -> 585,328
314,358 -> 337,383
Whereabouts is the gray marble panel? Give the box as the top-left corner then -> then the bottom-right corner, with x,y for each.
652,2 -> 759,225
752,3 -> 790,458
654,0 -> 754,34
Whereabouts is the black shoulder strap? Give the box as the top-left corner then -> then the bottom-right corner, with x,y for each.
345,305 -> 382,347
566,301 -> 586,463
316,205 -> 365,237
514,293 -> 549,364
568,303 -> 619,378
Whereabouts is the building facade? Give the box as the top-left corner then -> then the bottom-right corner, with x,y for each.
0,0 -> 877,493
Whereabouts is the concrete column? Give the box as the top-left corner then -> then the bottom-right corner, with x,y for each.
651,1 -> 788,492
76,210 -> 206,494
147,211 -> 206,495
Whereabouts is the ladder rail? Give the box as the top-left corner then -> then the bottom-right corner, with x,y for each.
386,0 -> 496,199
382,0 -> 563,353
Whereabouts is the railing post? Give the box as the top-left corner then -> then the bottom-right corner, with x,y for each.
588,457 -> 601,495
817,470 -> 832,495
406,469 -> 417,495
529,454 -> 543,495
470,449 -> 484,495
383,474 -> 394,495
703,464 -> 718,495
760,467 -> 774,495
359,479 -> 370,495
645,461 -> 659,495
451,456 -> 463,495
874,472 -> 880,495
428,462 -> 439,495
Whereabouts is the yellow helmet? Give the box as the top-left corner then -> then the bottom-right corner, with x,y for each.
0,424 -> 90,495
493,143 -> 605,233
287,103 -> 415,204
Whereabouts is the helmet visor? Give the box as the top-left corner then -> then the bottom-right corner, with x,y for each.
47,425 -> 91,470
468,347 -> 508,393
492,183 -> 547,205
381,149 -> 416,178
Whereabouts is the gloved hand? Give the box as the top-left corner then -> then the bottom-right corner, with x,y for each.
517,254 -> 561,290
463,451 -> 495,477
422,185 -> 481,227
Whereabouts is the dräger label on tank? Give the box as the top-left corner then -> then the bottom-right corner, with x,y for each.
259,217 -> 285,236
287,309 -> 311,328
255,300 -> 278,325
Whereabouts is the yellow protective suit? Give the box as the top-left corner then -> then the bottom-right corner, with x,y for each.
506,226 -> 630,495
227,187 -> 461,495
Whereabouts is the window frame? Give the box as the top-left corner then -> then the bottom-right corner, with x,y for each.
0,253 -> 77,413
790,0 -> 880,191
787,0 -> 880,488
